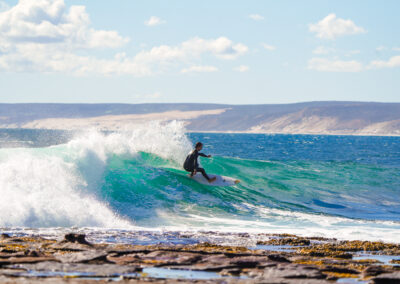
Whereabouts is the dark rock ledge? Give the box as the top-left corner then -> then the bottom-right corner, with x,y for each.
0,233 -> 399,283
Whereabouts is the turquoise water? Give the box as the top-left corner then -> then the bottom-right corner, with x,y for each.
0,122 -> 399,242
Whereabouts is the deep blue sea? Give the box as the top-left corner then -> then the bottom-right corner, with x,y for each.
0,122 -> 399,243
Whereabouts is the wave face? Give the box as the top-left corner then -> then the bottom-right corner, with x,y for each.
1,123 -> 400,242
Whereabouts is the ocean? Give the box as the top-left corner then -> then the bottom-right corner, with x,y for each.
1,121 -> 399,243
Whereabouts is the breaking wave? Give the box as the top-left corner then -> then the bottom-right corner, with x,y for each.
0,121 -> 399,243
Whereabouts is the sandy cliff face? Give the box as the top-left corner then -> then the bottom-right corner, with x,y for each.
1,102 -> 400,135
249,111 -> 341,134
357,119 -> 400,136
247,108 -> 400,136
7,109 -> 228,130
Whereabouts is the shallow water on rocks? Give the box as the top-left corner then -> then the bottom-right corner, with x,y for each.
353,253 -> 400,265
9,267 -> 240,281
252,244 -> 298,252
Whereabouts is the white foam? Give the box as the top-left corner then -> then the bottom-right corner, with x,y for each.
0,121 -> 192,228
0,151 -> 128,227
155,209 -> 400,243
65,120 -> 192,165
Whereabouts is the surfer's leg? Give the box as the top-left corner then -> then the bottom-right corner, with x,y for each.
197,168 -> 210,180
184,167 -> 194,177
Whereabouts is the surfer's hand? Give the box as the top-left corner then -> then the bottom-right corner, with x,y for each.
193,170 -> 197,175
207,155 -> 212,158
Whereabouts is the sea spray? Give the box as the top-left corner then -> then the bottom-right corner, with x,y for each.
0,151 -> 127,227
0,121 -> 191,228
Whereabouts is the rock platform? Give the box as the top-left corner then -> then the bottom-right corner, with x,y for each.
0,233 -> 399,283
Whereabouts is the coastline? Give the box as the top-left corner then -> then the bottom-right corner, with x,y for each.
1,126 -> 400,138
0,231 -> 399,283
2,101 -> 400,137
187,130 -> 400,138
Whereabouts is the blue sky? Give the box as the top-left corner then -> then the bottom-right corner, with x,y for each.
0,0 -> 399,104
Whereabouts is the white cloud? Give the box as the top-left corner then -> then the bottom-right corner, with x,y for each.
133,37 -> 248,64
185,37 -> 248,60
0,1 -> 9,12
312,46 -> 360,57
312,46 -> 335,55
262,43 -> 276,51
393,47 -> 400,52
376,46 -> 386,51
181,65 -> 218,73
0,1 -> 247,76
308,58 -> 363,72
0,37 -> 247,76
0,0 -> 128,48
234,65 -> 249,72
309,13 -> 366,40
369,56 -> 400,69
144,16 -> 165,27
249,14 -> 264,21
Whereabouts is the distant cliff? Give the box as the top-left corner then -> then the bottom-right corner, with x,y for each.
1,102 -> 400,136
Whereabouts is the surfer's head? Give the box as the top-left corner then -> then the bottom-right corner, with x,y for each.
195,142 -> 203,150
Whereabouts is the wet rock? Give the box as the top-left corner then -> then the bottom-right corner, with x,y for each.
50,234 -> 96,252
219,267 -> 242,276
320,265 -> 359,275
0,252 -> 26,259
49,242 -> 93,252
298,240 -> 400,257
62,233 -> 92,245
0,234 -> 10,240
0,233 -> 398,283
184,242 -> 253,255
0,256 -> 56,265
25,250 -> 41,257
0,242 -> 28,254
54,250 -> 108,263
371,271 -> 400,284
389,259 -> 400,264
228,256 -> 266,268
297,247 -> 353,259
258,237 -> 311,246
256,263 -> 327,280
107,254 -> 140,265
11,261 -> 140,277
363,265 -> 390,277
142,251 -> 203,266
5,238 -> 25,243
267,254 -> 290,263
190,254 -> 237,271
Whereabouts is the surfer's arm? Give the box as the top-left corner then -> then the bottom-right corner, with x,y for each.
199,153 -> 211,158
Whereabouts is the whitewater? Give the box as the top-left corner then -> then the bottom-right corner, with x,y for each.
0,121 -> 399,243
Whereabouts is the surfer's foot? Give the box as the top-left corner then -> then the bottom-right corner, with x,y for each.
208,177 -> 217,183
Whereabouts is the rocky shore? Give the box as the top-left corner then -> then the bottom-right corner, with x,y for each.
0,232 -> 399,283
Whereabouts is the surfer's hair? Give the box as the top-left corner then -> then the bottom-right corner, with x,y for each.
195,142 -> 203,148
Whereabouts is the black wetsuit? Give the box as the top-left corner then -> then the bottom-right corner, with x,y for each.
183,150 -> 211,180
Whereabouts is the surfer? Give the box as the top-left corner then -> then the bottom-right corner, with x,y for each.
183,142 -> 217,183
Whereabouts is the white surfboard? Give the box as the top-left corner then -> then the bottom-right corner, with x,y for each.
189,173 -> 240,186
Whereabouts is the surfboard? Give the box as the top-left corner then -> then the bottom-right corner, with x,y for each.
189,173 -> 240,186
